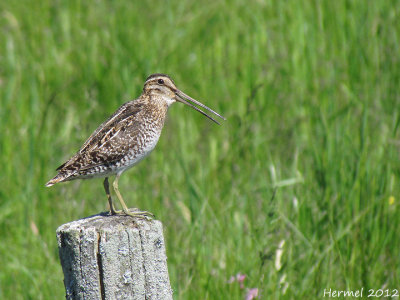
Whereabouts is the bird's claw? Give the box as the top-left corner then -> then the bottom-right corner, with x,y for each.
109,208 -> 155,220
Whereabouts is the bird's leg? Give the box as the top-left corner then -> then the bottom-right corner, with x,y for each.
103,177 -> 120,215
112,173 -> 154,219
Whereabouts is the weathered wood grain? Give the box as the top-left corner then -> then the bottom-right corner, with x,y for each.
57,213 -> 172,300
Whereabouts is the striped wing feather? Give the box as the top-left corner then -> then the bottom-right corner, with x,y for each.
56,100 -> 143,172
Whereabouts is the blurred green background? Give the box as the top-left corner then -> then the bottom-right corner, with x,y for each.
1,0 -> 400,299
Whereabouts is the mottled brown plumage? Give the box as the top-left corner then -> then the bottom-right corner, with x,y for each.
46,74 -> 225,218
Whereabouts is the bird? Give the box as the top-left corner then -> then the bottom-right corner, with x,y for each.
45,73 -> 225,218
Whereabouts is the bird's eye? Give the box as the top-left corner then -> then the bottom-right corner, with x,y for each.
158,79 -> 164,84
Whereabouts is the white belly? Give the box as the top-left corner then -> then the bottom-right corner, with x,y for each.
115,132 -> 161,175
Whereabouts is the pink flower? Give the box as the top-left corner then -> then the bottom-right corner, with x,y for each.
227,273 -> 246,289
245,288 -> 259,300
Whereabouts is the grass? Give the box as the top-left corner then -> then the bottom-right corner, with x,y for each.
1,0 -> 400,298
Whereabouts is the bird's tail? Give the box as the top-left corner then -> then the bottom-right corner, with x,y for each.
45,173 -> 69,187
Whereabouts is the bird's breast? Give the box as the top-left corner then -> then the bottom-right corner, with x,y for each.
115,124 -> 162,173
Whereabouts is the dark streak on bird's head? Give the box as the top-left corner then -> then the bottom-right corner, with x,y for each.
145,73 -> 175,85
143,74 -> 177,105
143,73 -> 226,124
144,74 -> 176,92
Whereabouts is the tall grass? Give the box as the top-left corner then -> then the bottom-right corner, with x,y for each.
1,0 -> 400,298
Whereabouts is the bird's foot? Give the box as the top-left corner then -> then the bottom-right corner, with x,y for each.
124,208 -> 155,220
110,208 -> 155,220
109,209 -> 122,215
109,207 -> 154,219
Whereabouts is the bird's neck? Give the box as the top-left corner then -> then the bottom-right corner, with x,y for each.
140,95 -> 168,126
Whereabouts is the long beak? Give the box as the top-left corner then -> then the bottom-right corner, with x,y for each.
175,90 -> 226,125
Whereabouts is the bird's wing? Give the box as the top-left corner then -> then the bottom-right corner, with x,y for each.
56,100 -> 143,171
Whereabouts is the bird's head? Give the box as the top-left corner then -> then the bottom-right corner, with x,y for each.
143,73 -> 226,124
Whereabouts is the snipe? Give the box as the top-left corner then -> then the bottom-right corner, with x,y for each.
46,74 -> 225,218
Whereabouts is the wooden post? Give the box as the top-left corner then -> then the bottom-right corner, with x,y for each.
56,213 -> 173,300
